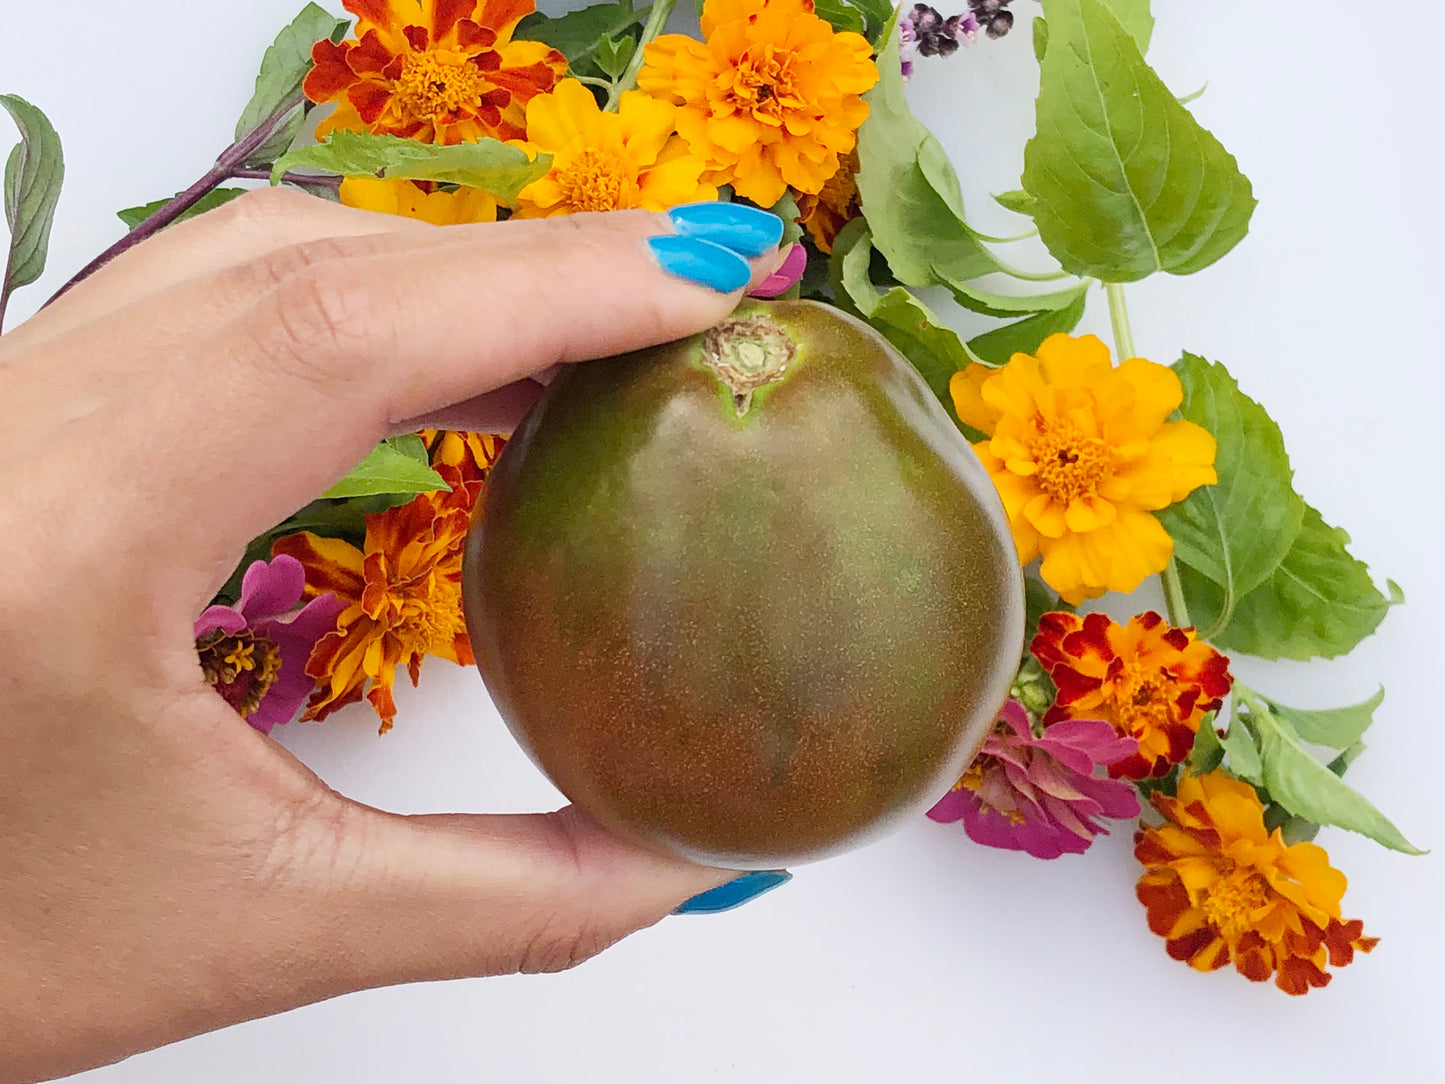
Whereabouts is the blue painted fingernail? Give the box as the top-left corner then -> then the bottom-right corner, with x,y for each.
667,202 -> 785,258
673,870 -> 792,915
646,235 -> 753,293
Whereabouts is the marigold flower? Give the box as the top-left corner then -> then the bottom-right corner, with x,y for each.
928,700 -> 1140,858
795,149 -> 859,253
1032,610 -> 1232,780
303,0 -> 566,145
950,334 -> 1218,604
1136,772 -> 1378,994
637,0 -> 878,206
339,175 -> 498,224
421,428 -> 506,476
273,464 -> 480,733
193,556 -> 345,733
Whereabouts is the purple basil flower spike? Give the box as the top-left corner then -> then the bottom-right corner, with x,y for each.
194,555 -> 345,733
928,699 -> 1141,859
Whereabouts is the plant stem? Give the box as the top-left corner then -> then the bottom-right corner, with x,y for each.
1105,280 -> 1193,628
44,96 -> 305,306
972,225 -> 1040,245
606,0 -> 678,111
993,257 -> 1072,282
232,167 -> 342,191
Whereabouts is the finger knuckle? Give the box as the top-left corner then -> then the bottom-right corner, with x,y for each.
253,262 -> 378,391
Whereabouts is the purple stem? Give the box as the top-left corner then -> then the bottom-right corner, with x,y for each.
232,167 -> 342,191
44,96 -> 306,306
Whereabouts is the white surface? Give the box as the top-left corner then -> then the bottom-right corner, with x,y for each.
5,2 -> 1443,1081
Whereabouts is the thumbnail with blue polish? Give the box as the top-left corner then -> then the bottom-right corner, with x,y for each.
667,202 -> 785,258
673,870 -> 792,915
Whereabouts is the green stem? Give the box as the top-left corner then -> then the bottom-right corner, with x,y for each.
606,0 -> 678,111
1161,560 -> 1191,629
973,226 -> 1040,245
992,257 -> 1072,282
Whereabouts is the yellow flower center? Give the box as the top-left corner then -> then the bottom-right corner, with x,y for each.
395,52 -> 490,122
1030,418 -> 1116,503
728,49 -> 797,119
198,630 -> 283,718
1200,867 -> 1271,940
957,758 -> 1025,824
371,567 -> 467,658
555,148 -> 639,212
1113,665 -> 1174,737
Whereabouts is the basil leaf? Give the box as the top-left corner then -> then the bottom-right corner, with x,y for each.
235,3 -> 350,167
271,131 -> 549,200
514,0 -> 647,80
1,94 -> 63,316
1264,688 -> 1384,751
322,439 -> 450,500
117,188 -> 248,231
965,285 -> 1089,364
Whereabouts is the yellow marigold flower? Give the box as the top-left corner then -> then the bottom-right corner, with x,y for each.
304,0 -> 566,145
339,176 -> 498,224
509,80 -> 717,217
1031,610 -> 1232,780
273,463 -> 481,733
1135,772 -> 1378,994
637,0 -> 878,206
950,334 -> 1217,604
795,148 -> 859,253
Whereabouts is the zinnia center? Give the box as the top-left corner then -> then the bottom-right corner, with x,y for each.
197,630 -> 282,718
395,51 -> 491,121
1199,867 -> 1271,939
1030,418 -> 1115,502
555,148 -> 638,212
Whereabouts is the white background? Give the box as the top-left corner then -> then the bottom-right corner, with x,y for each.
4,2 -> 1443,1081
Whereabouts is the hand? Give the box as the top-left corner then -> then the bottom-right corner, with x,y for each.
0,189 -> 785,1082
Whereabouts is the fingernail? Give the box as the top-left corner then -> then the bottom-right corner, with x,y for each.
646,235 -> 753,293
667,202 -> 785,258
672,870 -> 792,915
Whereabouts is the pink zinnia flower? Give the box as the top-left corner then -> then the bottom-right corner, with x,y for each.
749,243 -> 807,298
194,555 -> 344,734
928,699 -> 1141,859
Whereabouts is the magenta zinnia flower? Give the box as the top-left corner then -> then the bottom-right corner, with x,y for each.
749,243 -> 807,298
928,699 -> 1141,859
194,555 -> 344,734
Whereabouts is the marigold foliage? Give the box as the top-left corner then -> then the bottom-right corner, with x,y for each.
951,333 -> 1218,604
637,0 -> 878,206
1135,772 -> 1378,994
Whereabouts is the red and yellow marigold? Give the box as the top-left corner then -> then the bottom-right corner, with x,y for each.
1136,772 -> 1378,994
637,0 -> 878,206
951,334 -> 1217,604
304,0 -> 566,144
1031,610 -> 1232,779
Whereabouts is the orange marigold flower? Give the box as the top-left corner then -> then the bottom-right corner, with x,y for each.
339,175 -> 499,223
795,149 -> 859,253
509,79 -> 716,216
637,0 -> 878,206
1136,772 -> 1378,994
420,428 -> 506,476
951,334 -> 1218,604
1032,610 -> 1232,779
304,0 -> 566,145
273,463 -> 480,733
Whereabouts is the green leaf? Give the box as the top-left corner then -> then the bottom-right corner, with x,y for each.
1022,573 -> 1059,648
1033,16 -> 1049,61
1022,0 -> 1255,281
1254,707 -> 1423,854
117,188 -> 248,231
1,94 -> 64,311
514,0 -> 647,80
828,217 -> 878,316
993,189 -> 1039,217
321,439 -> 449,500
235,3 -> 349,167
1157,354 -> 1306,637
1264,688 -> 1384,751
1098,0 -> 1153,50
271,131 -> 549,200
1187,713 -> 1225,775
1199,504 -> 1400,660
813,0 -> 866,34
1219,711 -> 1264,785
856,23 -> 1001,290
594,33 -> 637,79
867,287 -> 976,409
965,285 -> 1089,364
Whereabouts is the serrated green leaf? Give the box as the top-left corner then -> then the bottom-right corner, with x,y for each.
271,131 -> 549,200
595,33 -> 637,79
1264,688 -> 1384,751
1219,712 -> 1263,785
813,0 -> 867,34
1099,0 -> 1153,49
1022,0 -> 1255,281
993,189 -> 1039,216
1202,503 -> 1398,660
384,433 -> 430,465
965,285 -> 1089,365
1157,354 -> 1306,637
321,440 -> 449,500
1,94 -> 63,312
514,0 -> 646,80
235,3 -> 349,167
856,23 -> 1001,289
1187,713 -> 1225,775
117,188 -> 248,231
1255,707 -> 1422,854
